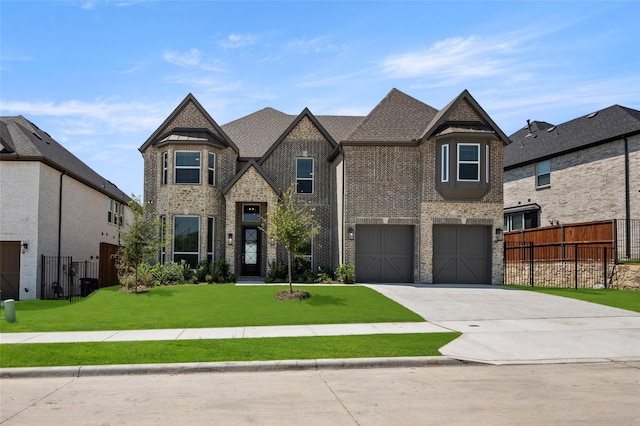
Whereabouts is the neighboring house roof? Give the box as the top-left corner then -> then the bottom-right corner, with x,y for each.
0,116 -> 131,202
505,105 -> 640,168
344,88 -> 438,143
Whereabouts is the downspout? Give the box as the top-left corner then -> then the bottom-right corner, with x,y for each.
624,137 -> 631,259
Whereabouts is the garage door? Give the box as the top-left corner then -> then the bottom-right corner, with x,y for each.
433,225 -> 490,284
0,241 -> 21,300
355,225 -> 413,283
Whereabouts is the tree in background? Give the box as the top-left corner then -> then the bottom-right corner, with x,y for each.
261,185 -> 319,296
116,196 -> 167,293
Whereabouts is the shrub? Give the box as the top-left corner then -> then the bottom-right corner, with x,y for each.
265,260 -> 287,283
195,260 -> 210,282
136,262 -> 155,287
316,266 -> 334,283
209,259 -> 235,283
336,263 -> 355,283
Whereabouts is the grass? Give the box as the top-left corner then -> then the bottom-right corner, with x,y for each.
0,284 -> 424,333
503,285 -> 640,312
0,333 -> 459,368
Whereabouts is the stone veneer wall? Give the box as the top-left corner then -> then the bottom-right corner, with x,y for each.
224,166 -> 278,275
260,115 -> 335,269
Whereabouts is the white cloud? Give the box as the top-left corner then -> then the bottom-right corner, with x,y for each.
218,34 -> 259,49
163,48 -> 203,68
286,36 -> 340,54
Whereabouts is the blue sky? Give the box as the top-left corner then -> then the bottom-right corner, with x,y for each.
2,1 -> 639,198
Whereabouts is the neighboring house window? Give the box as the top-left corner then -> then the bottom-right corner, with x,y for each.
504,211 -> 539,231
207,217 -> 214,263
161,151 -> 168,185
458,143 -> 480,181
175,151 -> 201,184
208,153 -> 215,186
441,144 -> 449,182
173,216 -> 200,267
296,158 -> 314,194
536,160 -> 550,188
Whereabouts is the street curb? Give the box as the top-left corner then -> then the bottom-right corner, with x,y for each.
0,356 -> 473,378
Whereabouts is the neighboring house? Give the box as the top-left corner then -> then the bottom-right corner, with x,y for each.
504,105 -> 640,231
0,116 -> 132,300
140,88 -> 509,284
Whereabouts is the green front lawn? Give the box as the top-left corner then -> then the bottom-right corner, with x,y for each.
0,333 -> 459,368
0,284 -> 424,332
503,285 -> 640,312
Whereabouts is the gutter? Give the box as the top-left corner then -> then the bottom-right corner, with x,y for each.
624,138 -> 631,258
57,171 -> 66,285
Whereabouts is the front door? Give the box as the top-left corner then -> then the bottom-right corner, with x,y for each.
241,227 -> 260,276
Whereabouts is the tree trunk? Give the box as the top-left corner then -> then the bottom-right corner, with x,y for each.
288,251 -> 293,294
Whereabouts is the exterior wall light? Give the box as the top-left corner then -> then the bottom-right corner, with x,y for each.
228,233 -> 233,245
495,228 -> 503,242
348,227 -> 354,240
21,241 -> 29,251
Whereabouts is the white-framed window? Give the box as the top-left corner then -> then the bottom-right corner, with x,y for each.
207,217 -> 214,263
107,199 -> 121,225
173,216 -> 200,267
208,153 -> 215,186
504,211 -> 539,231
441,144 -> 449,182
536,160 -> 551,188
296,158 -> 314,194
457,143 -> 480,181
161,151 -> 168,185
174,151 -> 201,184
159,215 -> 166,264
485,145 -> 490,183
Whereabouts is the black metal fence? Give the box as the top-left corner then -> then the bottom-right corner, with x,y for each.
504,242 -> 616,289
41,256 -> 100,301
616,219 -> 640,262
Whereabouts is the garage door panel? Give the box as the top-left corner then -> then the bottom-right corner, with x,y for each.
433,225 -> 490,284
355,225 -> 413,283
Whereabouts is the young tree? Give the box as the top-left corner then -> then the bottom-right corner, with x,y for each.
116,195 -> 167,293
261,185 -> 319,294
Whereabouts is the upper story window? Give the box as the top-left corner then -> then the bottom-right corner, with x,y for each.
208,153 -> 216,186
161,152 -> 168,185
458,143 -> 480,181
296,158 -> 314,194
436,139 -> 491,200
536,160 -> 550,188
175,151 -> 201,184
107,199 -> 122,225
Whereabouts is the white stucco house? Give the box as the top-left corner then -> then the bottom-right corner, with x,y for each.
0,116 -> 132,300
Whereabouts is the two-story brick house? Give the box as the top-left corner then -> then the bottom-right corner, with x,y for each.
504,105 -> 640,232
140,88 -> 509,284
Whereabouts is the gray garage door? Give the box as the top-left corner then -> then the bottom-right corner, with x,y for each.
433,225 -> 490,284
355,225 -> 414,283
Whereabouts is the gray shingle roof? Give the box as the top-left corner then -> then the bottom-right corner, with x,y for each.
505,105 -> 640,168
0,116 -> 131,201
344,88 -> 438,142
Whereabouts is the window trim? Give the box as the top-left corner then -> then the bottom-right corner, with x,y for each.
207,217 -> 214,262
160,215 -> 167,264
296,157 -> 314,194
536,160 -> 551,188
174,151 -> 201,185
457,143 -> 481,182
173,215 -> 200,266
441,144 -> 449,182
208,152 -> 215,186
161,151 -> 168,185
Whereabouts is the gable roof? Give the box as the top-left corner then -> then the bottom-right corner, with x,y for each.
221,159 -> 279,196
139,93 -> 237,154
505,105 -> 640,168
420,89 -> 510,145
0,116 -> 130,201
344,88 -> 438,143
258,108 -> 337,165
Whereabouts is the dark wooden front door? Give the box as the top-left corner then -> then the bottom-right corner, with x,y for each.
0,241 -> 21,300
241,227 -> 260,276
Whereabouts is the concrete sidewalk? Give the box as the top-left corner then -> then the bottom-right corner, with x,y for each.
2,284 -> 639,375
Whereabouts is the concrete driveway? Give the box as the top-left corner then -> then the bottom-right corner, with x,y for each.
367,284 -> 640,365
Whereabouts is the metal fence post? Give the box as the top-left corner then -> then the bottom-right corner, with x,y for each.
574,244 -> 578,290
529,242 -> 534,287
603,247 -> 608,289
